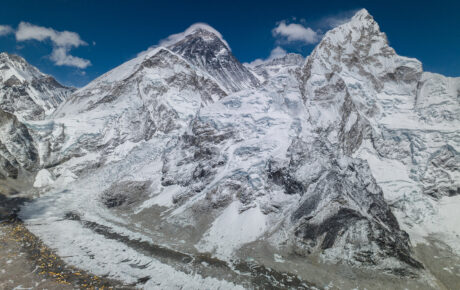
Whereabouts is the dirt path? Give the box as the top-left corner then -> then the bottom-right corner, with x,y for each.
0,219 -> 74,289
0,194 -> 125,289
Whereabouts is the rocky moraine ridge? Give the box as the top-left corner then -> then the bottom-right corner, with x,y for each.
1,9 -> 459,289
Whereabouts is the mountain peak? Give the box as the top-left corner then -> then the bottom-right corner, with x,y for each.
311,7 -> 388,59
351,8 -> 372,21
160,23 -> 230,50
0,52 -> 53,86
0,52 -> 10,60
185,24 -> 225,40
344,8 -> 380,33
178,27 -> 229,52
0,52 -> 73,120
0,51 -> 16,59
168,24 -> 230,55
1,52 -> 32,71
186,27 -> 225,46
168,25 -> 260,92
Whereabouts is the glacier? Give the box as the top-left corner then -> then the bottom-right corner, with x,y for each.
0,8 -> 459,289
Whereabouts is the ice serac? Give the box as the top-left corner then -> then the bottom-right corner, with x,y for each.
168,27 -> 260,92
416,72 -> 460,124
0,52 -> 73,180
249,53 -> 305,83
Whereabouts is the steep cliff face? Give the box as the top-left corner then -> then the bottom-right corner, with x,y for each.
0,110 -> 38,179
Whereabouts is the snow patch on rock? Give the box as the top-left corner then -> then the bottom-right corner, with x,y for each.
33,169 -> 54,188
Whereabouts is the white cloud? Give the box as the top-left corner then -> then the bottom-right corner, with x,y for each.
0,25 -> 13,36
272,21 -> 319,44
319,16 -> 350,28
50,47 -> 91,69
247,11 -> 357,68
15,22 -> 91,68
160,23 -> 229,48
246,46 -> 287,67
16,22 -> 87,47
267,46 -> 287,59
138,22 -> 229,57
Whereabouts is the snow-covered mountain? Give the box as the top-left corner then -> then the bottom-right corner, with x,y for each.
0,53 -> 73,181
5,9 -> 460,289
168,27 -> 260,92
0,52 -> 73,121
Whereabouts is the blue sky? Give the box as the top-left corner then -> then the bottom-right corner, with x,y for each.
0,0 -> 459,87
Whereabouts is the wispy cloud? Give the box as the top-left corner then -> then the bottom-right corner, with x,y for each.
316,9 -> 359,29
138,22 -> 229,57
159,23 -> 229,48
266,46 -> 287,60
16,22 -> 87,47
272,21 -> 319,45
0,25 -> 13,36
318,16 -> 349,28
15,22 -> 91,69
248,10 -> 357,67
49,47 -> 91,69
247,46 -> 287,66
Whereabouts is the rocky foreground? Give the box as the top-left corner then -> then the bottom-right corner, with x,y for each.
0,193 -> 122,289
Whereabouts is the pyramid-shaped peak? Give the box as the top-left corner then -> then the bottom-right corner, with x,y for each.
161,23 -> 230,50
301,6 -> 422,103
0,52 -> 73,120
351,8 -> 372,21
321,7 -> 383,44
184,27 -> 227,47
346,8 -> 379,30
0,52 -> 27,64
0,51 -> 11,58
186,23 -> 224,38
0,52 -> 44,83
167,23 -> 259,92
